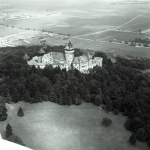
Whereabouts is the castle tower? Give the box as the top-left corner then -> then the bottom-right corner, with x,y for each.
65,41 -> 74,66
87,52 -> 93,69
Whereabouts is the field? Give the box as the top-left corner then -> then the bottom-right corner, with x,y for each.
0,4 -> 150,58
70,38 -> 150,58
1,2 -> 150,58
75,30 -> 145,42
118,15 -> 150,33
0,102 -> 149,150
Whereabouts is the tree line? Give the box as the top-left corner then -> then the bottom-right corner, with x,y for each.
116,57 -> 150,70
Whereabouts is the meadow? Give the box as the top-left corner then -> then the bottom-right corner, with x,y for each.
0,102 -> 149,150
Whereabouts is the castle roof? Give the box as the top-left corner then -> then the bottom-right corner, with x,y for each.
38,48 -> 46,54
23,53 -> 30,60
72,55 -> 88,64
52,52 -> 65,61
27,60 -> 38,66
86,52 -> 92,59
72,57 -> 80,64
94,57 -> 103,61
79,55 -> 88,63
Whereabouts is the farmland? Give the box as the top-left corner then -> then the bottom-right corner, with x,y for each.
0,1 -> 150,58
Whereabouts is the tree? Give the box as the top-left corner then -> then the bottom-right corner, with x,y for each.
113,109 -> 119,115
68,95 -> 72,106
2,88 -> 10,97
17,107 -> 24,117
105,96 -> 112,111
34,91 -> 42,103
6,123 -> 13,138
84,94 -> 91,103
147,140 -> 150,148
0,103 -> 7,121
49,92 -> 58,103
129,133 -> 136,145
12,88 -> 19,103
95,94 -> 102,105
125,119 -> 133,131
28,82 -> 38,97
136,128 -> 148,142
41,95 -> 48,101
113,98 -> 121,110
18,84 -> 26,95
7,134 -> 25,146
58,94 -> 63,105
22,90 -> 31,102
62,87 -> 69,105
101,117 -> 112,127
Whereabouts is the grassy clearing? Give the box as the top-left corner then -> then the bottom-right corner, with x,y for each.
0,102 -> 149,150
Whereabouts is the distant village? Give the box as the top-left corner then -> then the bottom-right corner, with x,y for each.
24,41 -> 103,73
124,38 -> 150,48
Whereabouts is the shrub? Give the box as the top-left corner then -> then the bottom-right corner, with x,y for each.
129,133 -> 136,145
101,117 -> 112,127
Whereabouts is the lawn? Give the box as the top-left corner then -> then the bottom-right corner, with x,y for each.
0,102 -> 149,150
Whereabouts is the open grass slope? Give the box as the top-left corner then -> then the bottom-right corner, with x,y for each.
0,102 -> 149,150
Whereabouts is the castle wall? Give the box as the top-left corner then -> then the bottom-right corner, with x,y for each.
94,57 -> 103,67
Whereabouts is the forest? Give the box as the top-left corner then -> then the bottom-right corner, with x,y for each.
0,45 -> 150,147
116,57 -> 150,70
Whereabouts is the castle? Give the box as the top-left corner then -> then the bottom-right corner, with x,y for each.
27,41 -> 103,73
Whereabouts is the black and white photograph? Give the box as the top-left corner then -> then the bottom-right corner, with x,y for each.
0,0 -> 150,150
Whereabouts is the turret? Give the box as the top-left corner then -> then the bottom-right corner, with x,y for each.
38,48 -> 46,54
65,41 -> 74,66
23,53 -> 30,60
